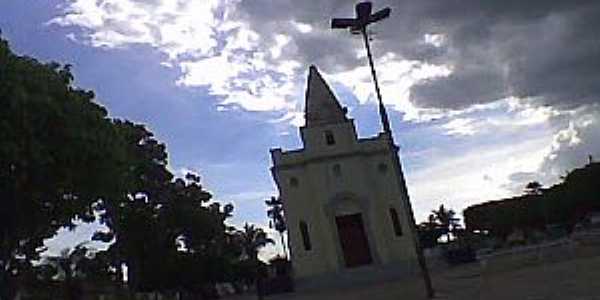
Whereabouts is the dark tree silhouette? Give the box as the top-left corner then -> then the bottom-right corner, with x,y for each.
0,34 -> 241,297
42,244 -> 91,300
0,35 -> 126,299
234,223 -> 273,296
432,205 -> 460,242
265,196 -> 287,258
465,161 -> 600,239
94,165 -> 237,294
418,214 -> 445,248
238,223 -> 274,263
525,181 -> 543,195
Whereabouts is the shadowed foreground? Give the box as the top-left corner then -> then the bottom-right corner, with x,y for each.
225,254 -> 600,300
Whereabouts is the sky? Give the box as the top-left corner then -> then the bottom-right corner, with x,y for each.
2,0 -> 600,258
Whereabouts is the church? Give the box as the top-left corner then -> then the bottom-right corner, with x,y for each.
270,65 -> 421,288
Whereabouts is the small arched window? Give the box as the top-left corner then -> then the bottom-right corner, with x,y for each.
389,207 -> 403,236
299,221 -> 312,251
325,130 -> 335,145
289,177 -> 299,187
332,164 -> 342,177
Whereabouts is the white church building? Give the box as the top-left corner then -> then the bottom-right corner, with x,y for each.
270,65 -> 421,288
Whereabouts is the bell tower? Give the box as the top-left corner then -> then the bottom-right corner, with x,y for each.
300,65 -> 357,154
270,65 -> 419,289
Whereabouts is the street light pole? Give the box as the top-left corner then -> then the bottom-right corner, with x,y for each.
332,2 -> 435,298
360,27 -> 391,134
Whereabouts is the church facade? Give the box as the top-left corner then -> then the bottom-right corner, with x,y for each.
270,66 -> 420,286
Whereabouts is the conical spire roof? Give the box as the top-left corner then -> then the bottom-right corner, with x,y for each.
305,65 -> 348,126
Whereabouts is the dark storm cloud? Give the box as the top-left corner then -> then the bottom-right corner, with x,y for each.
234,0 -> 600,110
392,1 -> 600,109
410,67 -> 507,109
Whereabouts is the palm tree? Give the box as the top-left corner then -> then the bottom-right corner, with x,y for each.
432,205 -> 460,243
238,223 -> 275,262
265,196 -> 287,258
418,214 -> 444,248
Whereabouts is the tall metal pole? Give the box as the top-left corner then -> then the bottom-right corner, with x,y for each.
333,3 -> 435,298
361,28 -> 435,300
393,155 -> 436,299
361,28 -> 391,134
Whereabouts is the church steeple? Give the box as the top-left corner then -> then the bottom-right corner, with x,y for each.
305,65 -> 348,127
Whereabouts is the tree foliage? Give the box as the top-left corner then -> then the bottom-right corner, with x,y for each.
0,34 -> 250,297
238,224 -> 274,263
0,34 -> 126,299
417,215 -> 444,249
431,204 -> 461,241
464,162 -> 600,238
90,122 -> 238,293
417,205 -> 461,248
265,196 -> 287,258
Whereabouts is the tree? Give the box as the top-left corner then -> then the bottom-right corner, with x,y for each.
93,167 -> 238,294
0,33 -> 242,297
80,120 -> 172,292
238,224 -> 274,263
265,196 -> 287,258
525,181 -> 543,195
417,214 -> 444,248
161,176 -> 237,291
464,162 -> 600,239
0,35 -> 126,299
41,244 -> 90,300
432,205 -> 460,243
232,223 -> 273,294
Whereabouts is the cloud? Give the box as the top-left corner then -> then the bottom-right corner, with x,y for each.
50,0 -> 221,56
400,1 -> 600,110
411,67 -> 507,109
400,97 -> 578,215
49,0 -> 452,121
441,118 -> 478,136
51,1 -> 600,116
43,220 -> 110,256
504,105 -> 600,193
50,0 -> 301,113
407,131 -> 550,220
539,107 -> 600,178
48,0 -> 600,219
433,97 -> 559,138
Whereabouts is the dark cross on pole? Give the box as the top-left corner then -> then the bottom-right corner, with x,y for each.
332,3 -> 435,299
331,1 -> 391,134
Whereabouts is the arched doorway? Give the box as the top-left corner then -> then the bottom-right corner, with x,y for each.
335,213 -> 373,267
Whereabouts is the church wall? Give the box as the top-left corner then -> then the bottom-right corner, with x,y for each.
300,121 -> 358,155
274,137 -> 419,280
362,151 -> 419,264
279,135 -> 416,278
277,164 -> 340,279
373,152 -> 417,265
270,65 -> 420,286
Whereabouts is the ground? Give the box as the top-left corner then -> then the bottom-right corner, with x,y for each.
226,255 -> 600,300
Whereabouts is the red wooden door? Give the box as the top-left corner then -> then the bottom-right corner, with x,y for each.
336,213 -> 373,268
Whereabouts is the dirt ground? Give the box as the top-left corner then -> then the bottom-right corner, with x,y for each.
226,255 -> 600,300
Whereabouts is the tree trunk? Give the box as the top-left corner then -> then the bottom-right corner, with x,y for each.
279,233 -> 287,259
0,269 -> 17,300
64,269 -> 74,300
